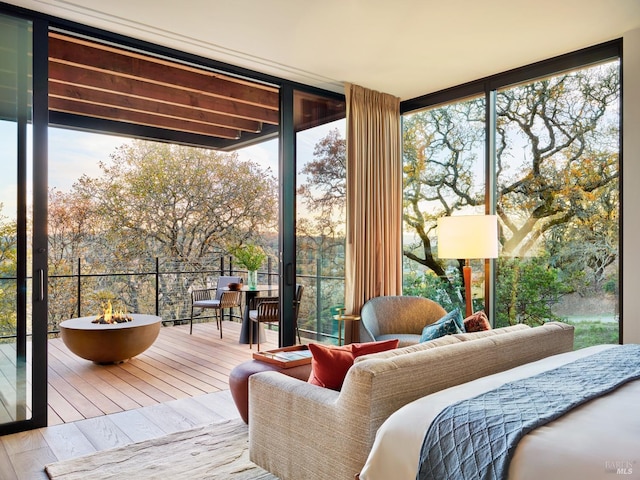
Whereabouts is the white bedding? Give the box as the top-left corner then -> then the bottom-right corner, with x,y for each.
360,344 -> 640,480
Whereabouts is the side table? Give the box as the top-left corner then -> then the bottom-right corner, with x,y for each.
333,309 -> 361,346
229,359 -> 312,423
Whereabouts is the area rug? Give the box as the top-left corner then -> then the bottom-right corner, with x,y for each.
44,418 -> 278,479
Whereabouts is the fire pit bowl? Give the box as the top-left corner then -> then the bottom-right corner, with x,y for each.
59,314 -> 161,364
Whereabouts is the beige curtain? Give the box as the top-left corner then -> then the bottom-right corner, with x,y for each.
344,83 -> 402,318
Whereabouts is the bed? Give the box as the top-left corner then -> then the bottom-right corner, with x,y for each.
359,344 -> 640,480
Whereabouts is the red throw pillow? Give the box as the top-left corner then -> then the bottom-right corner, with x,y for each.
463,311 -> 491,332
351,339 -> 399,357
307,339 -> 399,390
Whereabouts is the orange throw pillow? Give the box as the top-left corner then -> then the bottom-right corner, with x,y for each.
307,339 -> 399,390
463,311 -> 492,332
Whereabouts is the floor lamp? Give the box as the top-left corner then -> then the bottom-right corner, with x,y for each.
437,215 -> 499,317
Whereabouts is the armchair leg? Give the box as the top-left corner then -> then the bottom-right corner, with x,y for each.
249,319 -> 253,349
190,306 -> 194,335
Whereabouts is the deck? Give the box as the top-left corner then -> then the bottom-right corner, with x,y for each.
46,319 -> 278,426
0,320 -> 282,479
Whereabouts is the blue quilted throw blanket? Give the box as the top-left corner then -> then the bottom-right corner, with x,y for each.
417,344 -> 640,480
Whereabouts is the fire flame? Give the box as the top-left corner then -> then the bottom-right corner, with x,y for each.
92,300 -> 133,324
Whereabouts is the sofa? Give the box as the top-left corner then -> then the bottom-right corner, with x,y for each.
249,322 -> 575,480
359,295 -> 448,346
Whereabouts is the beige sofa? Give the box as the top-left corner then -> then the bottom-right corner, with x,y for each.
249,322 -> 575,480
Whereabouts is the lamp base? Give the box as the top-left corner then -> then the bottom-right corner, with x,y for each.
463,263 -> 472,318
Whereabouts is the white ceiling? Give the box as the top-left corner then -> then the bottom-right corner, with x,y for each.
5,0 -> 640,100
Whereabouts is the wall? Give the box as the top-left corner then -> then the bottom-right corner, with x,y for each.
623,28 -> 640,344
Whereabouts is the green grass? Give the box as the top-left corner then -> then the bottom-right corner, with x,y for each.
564,320 -> 619,350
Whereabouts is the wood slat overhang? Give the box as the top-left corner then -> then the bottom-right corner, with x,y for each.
48,32 -> 280,148
1,28 -> 346,150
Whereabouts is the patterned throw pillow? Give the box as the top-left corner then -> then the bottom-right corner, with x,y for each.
463,311 -> 492,332
420,308 -> 464,342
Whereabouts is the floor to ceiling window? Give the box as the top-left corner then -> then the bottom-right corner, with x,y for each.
401,43 -> 621,348
494,60 -> 620,347
294,91 -> 346,344
402,95 -> 486,311
0,12 -> 48,435
0,12 -> 32,428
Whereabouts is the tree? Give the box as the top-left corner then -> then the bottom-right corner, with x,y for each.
296,128 -> 347,334
48,188 -> 98,327
496,65 -> 619,257
0,210 -> 17,338
48,140 -> 277,325
298,128 -> 346,219
75,140 -> 277,261
403,99 -> 485,282
495,256 -> 568,327
401,63 -> 620,320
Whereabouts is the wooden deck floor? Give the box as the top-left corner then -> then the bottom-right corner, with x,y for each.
1,389 -> 243,479
47,320 -> 278,426
0,321 -> 281,479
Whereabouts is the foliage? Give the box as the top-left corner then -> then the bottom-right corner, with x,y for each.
296,128 -> 347,292
402,270 -> 462,312
74,140 -> 277,261
231,243 -> 266,271
401,62 -> 619,314
495,256 -> 568,327
45,140 -> 277,328
0,210 -> 17,337
567,320 -> 619,350
298,128 -> 346,222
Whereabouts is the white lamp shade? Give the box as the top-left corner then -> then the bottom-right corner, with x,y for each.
437,215 -> 499,259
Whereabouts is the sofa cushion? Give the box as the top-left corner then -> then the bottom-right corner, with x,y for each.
376,333 -> 422,347
357,325 -> 533,363
355,334 -> 463,363
453,323 -> 529,341
464,311 -> 491,332
307,339 -> 399,390
420,308 -> 464,342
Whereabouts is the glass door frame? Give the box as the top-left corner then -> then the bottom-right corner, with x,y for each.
279,85 -> 346,347
0,14 -> 48,436
279,85 -> 296,347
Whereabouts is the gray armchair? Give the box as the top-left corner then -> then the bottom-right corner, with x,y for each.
359,295 -> 447,347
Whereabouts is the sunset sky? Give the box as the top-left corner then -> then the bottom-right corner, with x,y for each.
0,119 -> 342,220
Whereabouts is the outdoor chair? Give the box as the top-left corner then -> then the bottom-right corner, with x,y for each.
249,296 -> 279,351
190,275 -> 243,337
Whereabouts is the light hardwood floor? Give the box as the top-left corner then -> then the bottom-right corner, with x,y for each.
0,320 -> 278,480
1,390 -> 241,480
47,320 -> 276,425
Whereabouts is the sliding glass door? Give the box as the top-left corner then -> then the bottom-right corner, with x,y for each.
293,90 -> 346,344
0,13 -> 48,435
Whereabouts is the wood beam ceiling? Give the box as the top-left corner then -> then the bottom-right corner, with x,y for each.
48,32 -> 279,146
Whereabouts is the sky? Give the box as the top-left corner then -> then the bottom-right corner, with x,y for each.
0,119 -> 344,219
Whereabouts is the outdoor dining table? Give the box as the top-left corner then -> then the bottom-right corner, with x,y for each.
237,284 -> 279,344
